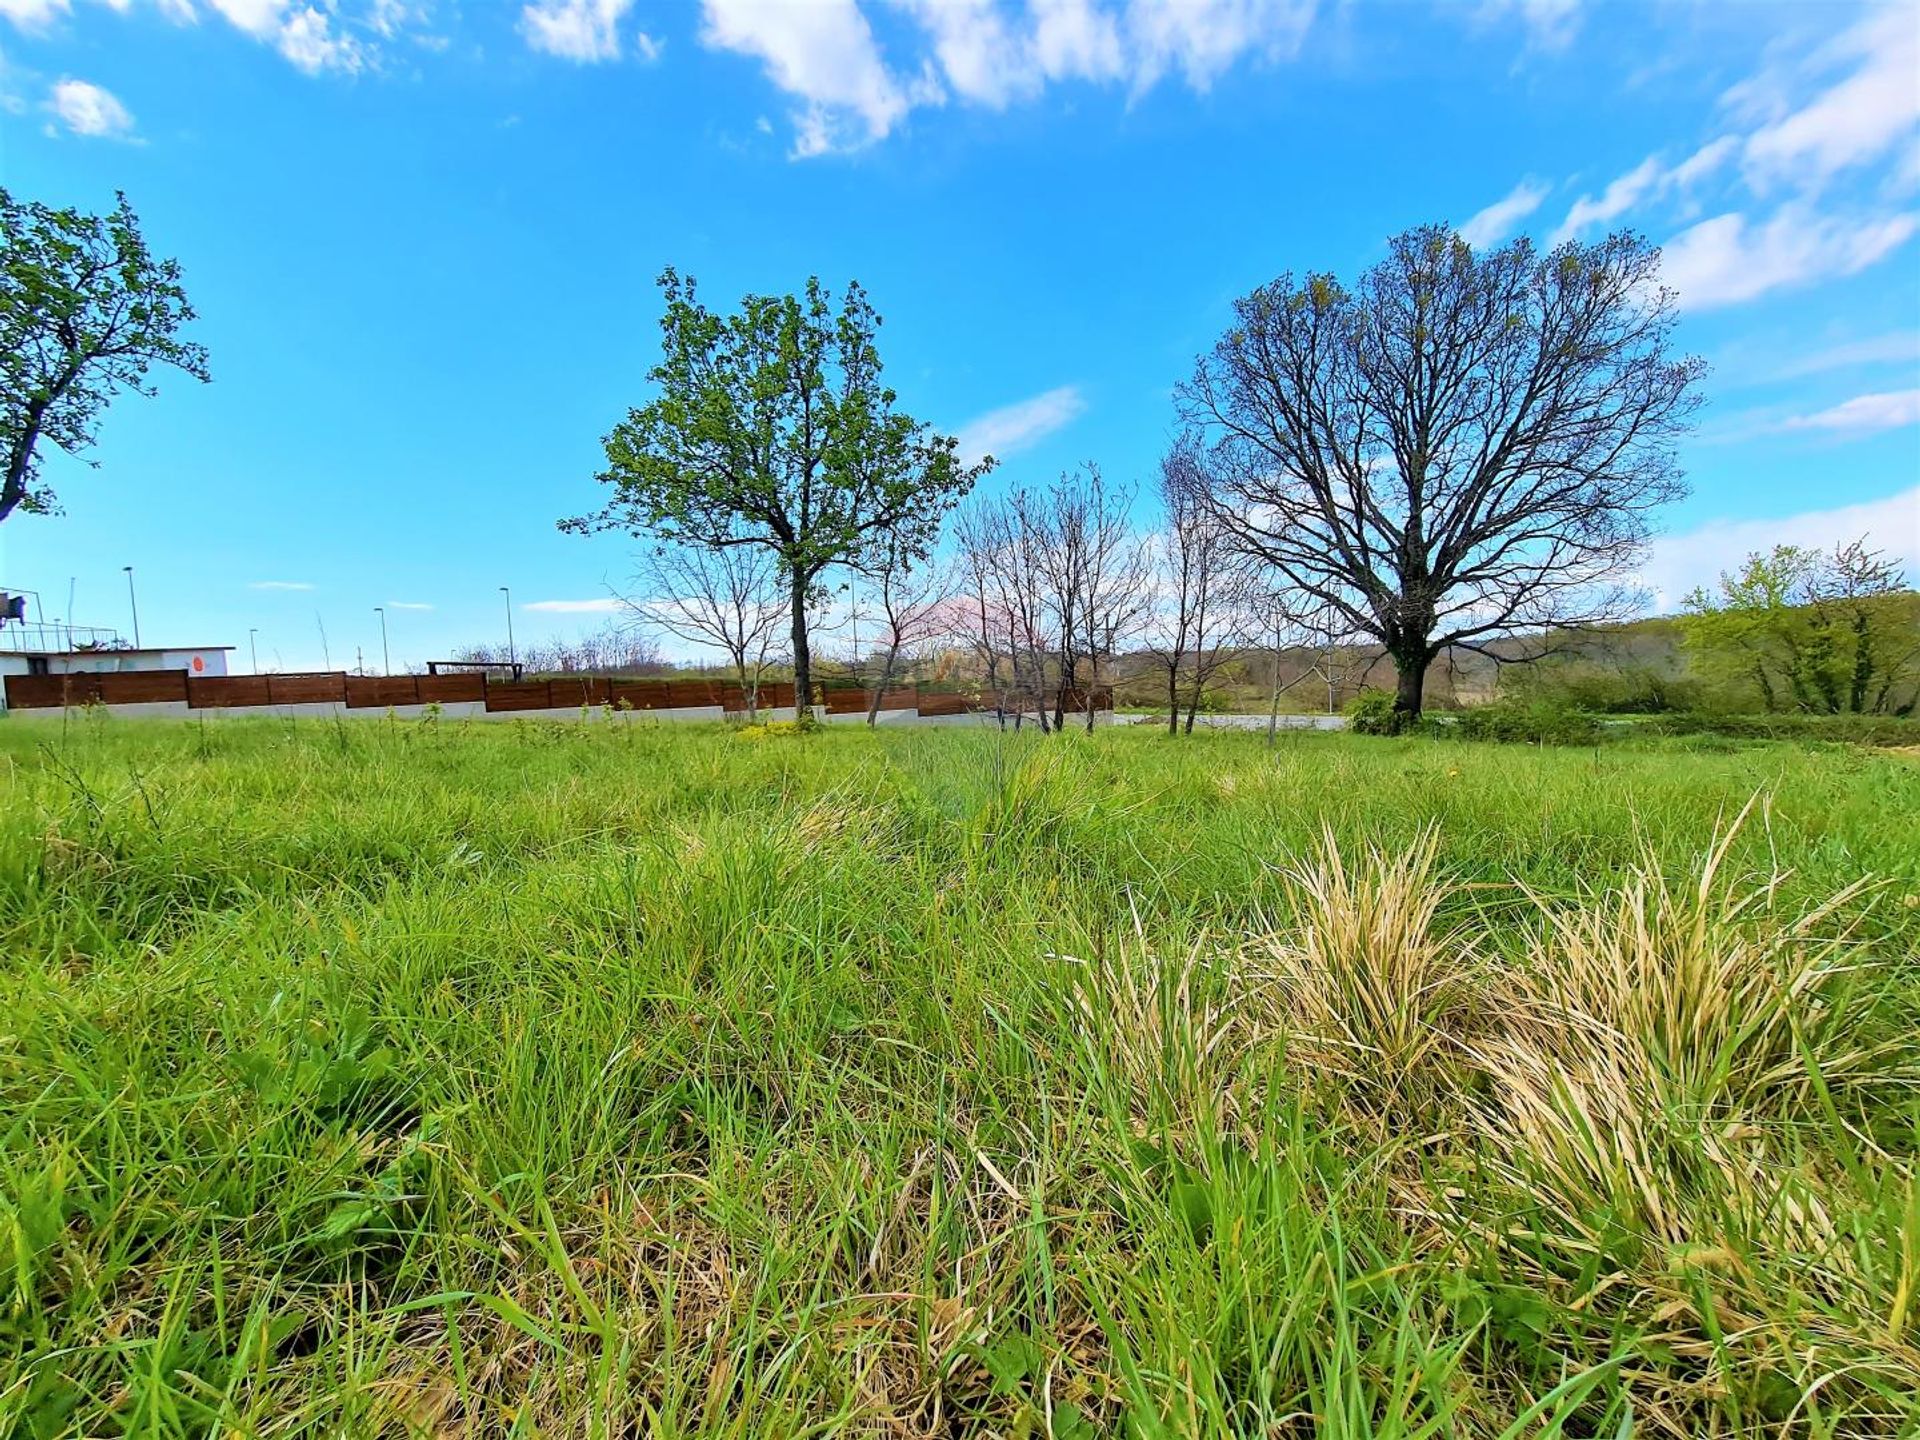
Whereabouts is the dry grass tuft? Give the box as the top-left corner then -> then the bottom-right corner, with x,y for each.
1245,826 -> 1483,1117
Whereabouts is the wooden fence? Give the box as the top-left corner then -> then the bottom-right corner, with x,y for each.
2,668 -> 1109,718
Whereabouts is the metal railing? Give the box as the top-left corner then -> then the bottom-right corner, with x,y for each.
0,621 -> 129,653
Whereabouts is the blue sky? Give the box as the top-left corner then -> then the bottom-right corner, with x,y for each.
1,0 -> 1916,672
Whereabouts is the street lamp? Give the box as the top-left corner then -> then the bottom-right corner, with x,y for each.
249,628 -> 260,675
499,586 -> 516,669
122,565 -> 141,648
374,606 -> 390,676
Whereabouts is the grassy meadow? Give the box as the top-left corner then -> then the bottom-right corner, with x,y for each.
2,714 -> 1917,1438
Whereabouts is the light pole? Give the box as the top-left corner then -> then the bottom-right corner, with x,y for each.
122,565 -> 141,648
375,606 -> 390,676
249,628 -> 260,675
499,586 -> 516,670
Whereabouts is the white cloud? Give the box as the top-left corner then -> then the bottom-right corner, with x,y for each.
701,0 -> 919,156
1743,7 -> 1920,192
1640,484 -> 1920,610
1780,389 -> 1920,436
249,580 -> 315,591
1458,178 -> 1549,248
524,597 -> 624,614
386,600 -> 434,611
1124,0 -> 1314,90
955,384 -> 1086,466
1660,206 -> 1917,309
0,0 -> 68,31
276,6 -> 360,73
521,0 -> 651,64
703,0 -> 1322,157
47,77 -> 135,138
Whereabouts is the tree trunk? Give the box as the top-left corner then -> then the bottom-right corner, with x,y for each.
1392,648 -> 1427,722
735,657 -> 758,721
1266,654 -> 1282,746
865,645 -> 899,727
789,572 -> 813,724
1167,665 -> 1180,736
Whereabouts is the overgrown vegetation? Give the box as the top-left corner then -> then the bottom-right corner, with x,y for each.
3,717 -> 1917,1436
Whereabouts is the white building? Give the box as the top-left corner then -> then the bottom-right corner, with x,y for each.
0,643 -> 232,679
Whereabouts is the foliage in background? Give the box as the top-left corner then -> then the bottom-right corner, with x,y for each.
0,187 -> 208,525
1681,539 -> 1918,715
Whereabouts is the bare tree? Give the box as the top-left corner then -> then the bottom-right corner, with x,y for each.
630,540 -> 786,717
1179,225 -> 1704,720
850,536 -> 951,726
954,492 -> 1056,729
1059,466 -> 1152,733
451,624 -> 663,675
1140,439 -> 1255,735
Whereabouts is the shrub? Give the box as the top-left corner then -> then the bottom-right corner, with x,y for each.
1455,699 -> 1600,746
1344,690 -> 1405,736
1649,711 -> 1920,746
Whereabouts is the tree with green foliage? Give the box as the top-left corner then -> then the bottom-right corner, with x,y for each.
1,188 -> 209,526
564,269 -> 988,721
1681,539 -> 1918,715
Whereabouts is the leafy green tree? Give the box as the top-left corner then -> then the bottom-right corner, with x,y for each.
1682,540 -> 1918,714
1,188 -> 209,525
565,269 -> 988,720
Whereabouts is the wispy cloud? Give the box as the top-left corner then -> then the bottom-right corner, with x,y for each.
248,580 -> 315,591
385,600 -> 434,611
1780,389 -> 1920,436
1459,178 -> 1550,247
521,0 -> 655,64
700,0 -> 1317,158
955,384 -> 1086,467
524,597 -> 624,614
1660,206 -> 1916,310
1771,332 -> 1920,381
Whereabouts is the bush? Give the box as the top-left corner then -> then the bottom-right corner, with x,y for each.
1344,690 -> 1407,736
1648,711 -> 1920,746
1455,699 -> 1601,746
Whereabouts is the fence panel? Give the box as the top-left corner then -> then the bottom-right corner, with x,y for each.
610,680 -> 671,710
188,675 -> 272,708
753,682 -> 796,711
546,676 -> 612,709
917,693 -> 973,717
96,671 -> 189,704
267,672 -> 347,705
4,675 -> 68,708
484,680 -> 554,712
345,676 -> 421,708
415,673 -> 485,704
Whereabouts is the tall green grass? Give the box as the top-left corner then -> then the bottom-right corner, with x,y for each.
1,714 -> 1915,1436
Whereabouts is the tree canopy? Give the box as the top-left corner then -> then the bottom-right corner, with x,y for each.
1179,224 -> 1704,718
565,268 -> 987,719
1,188 -> 209,526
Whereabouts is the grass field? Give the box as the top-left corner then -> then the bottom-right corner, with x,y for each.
3,715 -> 1917,1437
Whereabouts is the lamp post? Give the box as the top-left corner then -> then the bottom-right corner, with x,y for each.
122,565 -> 141,648
499,586 -> 516,670
375,607 -> 390,676
249,628 -> 260,675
